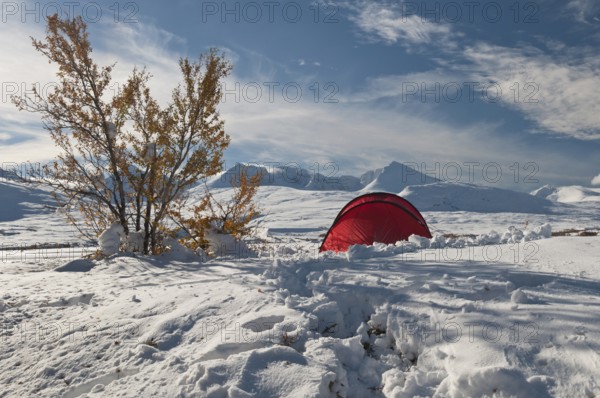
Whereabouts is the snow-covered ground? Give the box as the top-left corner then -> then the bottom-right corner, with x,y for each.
531,185 -> 600,204
1,174 -> 600,397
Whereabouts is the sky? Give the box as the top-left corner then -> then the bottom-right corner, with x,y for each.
1,0 -> 600,190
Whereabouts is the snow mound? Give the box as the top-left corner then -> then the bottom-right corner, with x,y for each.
204,227 -> 254,259
98,222 -> 125,256
361,161 -> 440,192
401,182 -> 552,213
161,238 -> 205,262
545,186 -> 600,203
178,346 -> 330,397
54,259 -> 96,272
531,184 -> 600,203
443,224 -> 551,246
346,241 -> 418,260
437,367 -> 552,398
124,231 -> 144,252
530,184 -> 557,198
341,224 -> 552,258
511,288 -> 531,304
525,223 -> 552,240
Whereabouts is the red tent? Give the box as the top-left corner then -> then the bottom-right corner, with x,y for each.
320,192 -> 432,252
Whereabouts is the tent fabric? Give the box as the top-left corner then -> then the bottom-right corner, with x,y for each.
320,192 -> 432,253
333,192 -> 428,226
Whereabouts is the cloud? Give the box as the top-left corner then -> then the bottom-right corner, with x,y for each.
340,1 -> 600,141
462,43 -> 600,140
346,70 -> 459,103
566,0 -> 600,23
345,1 -> 453,46
88,20 -> 185,105
0,18 -> 185,164
592,174 -> 600,186
218,78 -> 583,187
366,42 -> 600,141
1,8 -> 595,187
0,19 -> 60,163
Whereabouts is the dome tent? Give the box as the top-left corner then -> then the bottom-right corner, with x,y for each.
320,192 -> 432,252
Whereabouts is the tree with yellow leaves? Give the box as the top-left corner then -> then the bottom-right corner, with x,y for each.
14,15 -> 258,255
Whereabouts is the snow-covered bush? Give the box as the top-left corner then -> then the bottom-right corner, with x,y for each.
98,222 -> 125,256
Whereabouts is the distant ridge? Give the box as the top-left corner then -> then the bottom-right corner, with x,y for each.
401,182 -> 553,214
531,185 -> 600,203
205,161 -> 565,213
360,161 -> 440,192
208,163 -> 362,191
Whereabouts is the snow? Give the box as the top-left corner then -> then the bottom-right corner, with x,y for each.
204,226 -> 253,258
124,231 -> 144,253
530,184 -> 557,198
543,185 -> 600,203
344,223 -> 552,261
531,183 -> 600,203
2,168 -> 600,397
53,258 -> 96,273
361,161 -> 440,192
401,182 -> 553,213
0,180 -> 56,222
209,162 -> 362,191
98,222 -> 125,256
511,288 -> 531,304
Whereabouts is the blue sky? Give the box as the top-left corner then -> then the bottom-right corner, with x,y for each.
1,0 -> 600,190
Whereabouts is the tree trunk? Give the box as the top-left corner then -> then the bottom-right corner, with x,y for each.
143,200 -> 152,254
150,223 -> 157,254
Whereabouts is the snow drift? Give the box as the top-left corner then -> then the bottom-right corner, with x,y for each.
401,182 -> 553,213
531,185 -> 600,203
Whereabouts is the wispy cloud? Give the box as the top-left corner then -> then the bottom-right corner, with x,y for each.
462,43 -> 600,140
566,0 -> 600,23
340,1 -> 600,141
89,20 -> 186,106
352,42 -> 600,140
345,1 -> 453,46
0,18 -> 185,163
346,70 -> 459,103
0,19 -> 59,162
